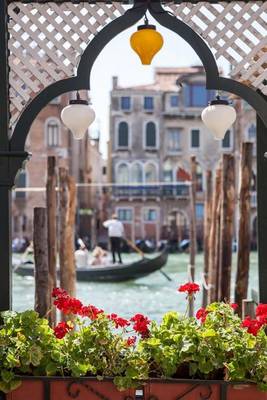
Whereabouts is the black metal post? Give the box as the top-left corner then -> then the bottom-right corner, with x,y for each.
257,111 -> 267,303
0,0 -> 12,312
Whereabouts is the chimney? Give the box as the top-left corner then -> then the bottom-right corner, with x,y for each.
112,76 -> 118,89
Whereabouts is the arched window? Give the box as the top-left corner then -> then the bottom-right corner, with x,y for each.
46,118 -> 60,147
131,163 -> 143,183
15,170 -> 27,199
118,122 -> 129,148
145,122 -> 157,148
145,163 -> 157,183
117,163 -> 129,184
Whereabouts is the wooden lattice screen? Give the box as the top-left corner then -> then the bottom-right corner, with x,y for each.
7,1 -> 267,127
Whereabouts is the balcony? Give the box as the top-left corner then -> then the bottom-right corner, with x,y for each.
112,183 -> 190,199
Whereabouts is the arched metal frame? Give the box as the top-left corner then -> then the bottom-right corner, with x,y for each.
1,0 -> 267,310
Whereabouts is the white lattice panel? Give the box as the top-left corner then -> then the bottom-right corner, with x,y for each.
8,2 -> 127,125
7,1 -> 267,127
166,2 -> 267,94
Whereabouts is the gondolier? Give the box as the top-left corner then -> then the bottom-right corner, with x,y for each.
103,214 -> 124,264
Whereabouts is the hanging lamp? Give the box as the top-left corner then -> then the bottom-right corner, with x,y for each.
201,95 -> 236,140
130,14 -> 164,65
61,92 -> 96,140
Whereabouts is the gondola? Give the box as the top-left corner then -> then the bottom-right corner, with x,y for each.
14,248 -> 169,282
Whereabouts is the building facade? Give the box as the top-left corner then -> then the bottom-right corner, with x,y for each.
109,67 -> 257,246
12,93 -> 106,246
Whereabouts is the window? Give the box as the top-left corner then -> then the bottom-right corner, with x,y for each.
117,163 -> 129,184
184,84 -> 215,107
118,208 -> 133,222
196,203 -> 204,220
15,170 -> 26,199
248,123 -> 256,141
196,164 -> 203,192
118,122 -> 129,148
191,129 -> 200,148
121,96 -> 131,111
144,208 -> 157,222
102,166 -> 107,175
163,170 -> 173,182
167,128 -> 181,152
222,130 -> 231,148
46,119 -> 60,147
144,96 -> 154,111
145,122 -> 157,148
145,163 -> 157,183
170,95 -> 179,107
131,163 -> 143,183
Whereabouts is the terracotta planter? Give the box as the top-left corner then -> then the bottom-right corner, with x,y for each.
5,377 -> 135,400
143,379 -> 267,400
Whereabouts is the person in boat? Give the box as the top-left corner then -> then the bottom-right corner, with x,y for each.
90,246 -> 108,266
75,242 -> 89,268
103,214 -> 124,264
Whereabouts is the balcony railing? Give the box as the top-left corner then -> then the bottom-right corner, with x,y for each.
112,183 -> 190,199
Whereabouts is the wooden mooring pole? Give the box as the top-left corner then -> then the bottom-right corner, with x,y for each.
59,168 -> 77,306
189,156 -> 197,317
46,156 -> 57,325
219,154 -> 235,301
235,142 -> 253,312
33,207 -> 50,318
202,169 -> 212,307
208,168 -> 221,303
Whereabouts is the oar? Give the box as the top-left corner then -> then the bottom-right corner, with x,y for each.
126,239 -> 172,282
159,269 -> 172,282
125,239 -> 145,258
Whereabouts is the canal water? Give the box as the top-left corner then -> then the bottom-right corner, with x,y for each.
12,252 -> 259,321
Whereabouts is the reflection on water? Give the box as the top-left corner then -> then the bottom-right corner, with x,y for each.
12,253 -> 259,321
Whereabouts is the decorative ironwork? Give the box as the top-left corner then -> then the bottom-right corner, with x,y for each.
67,380 -> 134,400
147,383 -> 213,400
164,2 -> 267,95
8,1 -> 128,125
7,1 -> 267,128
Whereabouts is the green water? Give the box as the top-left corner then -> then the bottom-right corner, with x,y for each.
12,252 -> 259,321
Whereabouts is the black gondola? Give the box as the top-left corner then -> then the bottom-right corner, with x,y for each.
14,249 -> 169,282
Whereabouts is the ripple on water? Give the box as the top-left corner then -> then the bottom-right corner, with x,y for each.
12,253 -> 259,322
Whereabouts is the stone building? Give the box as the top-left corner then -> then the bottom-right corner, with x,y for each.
108,66 -> 257,246
12,93 -> 106,245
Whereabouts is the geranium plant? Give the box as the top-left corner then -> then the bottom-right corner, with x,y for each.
0,283 -> 267,394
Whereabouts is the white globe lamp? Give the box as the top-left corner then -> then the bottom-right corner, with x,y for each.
61,92 -> 96,140
201,96 -> 236,140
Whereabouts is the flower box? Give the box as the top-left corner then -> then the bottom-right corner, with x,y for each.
5,377 -> 135,400
143,379 -> 267,400
3,377 -> 267,400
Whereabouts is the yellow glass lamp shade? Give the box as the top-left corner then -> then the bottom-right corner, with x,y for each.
130,24 -> 164,65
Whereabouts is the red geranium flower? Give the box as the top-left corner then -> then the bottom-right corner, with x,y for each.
52,287 -> 67,298
230,303 -> 238,310
178,282 -> 200,296
107,313 -> 130,328
126,336 -> 137,346
130,314 -> 150,338
78,305 -> 103,320
53,321 -> 73,339
256,304 -> 267,318
196,307 -> 209,323
241,316 -> 263,336
54,296 -> 83,315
